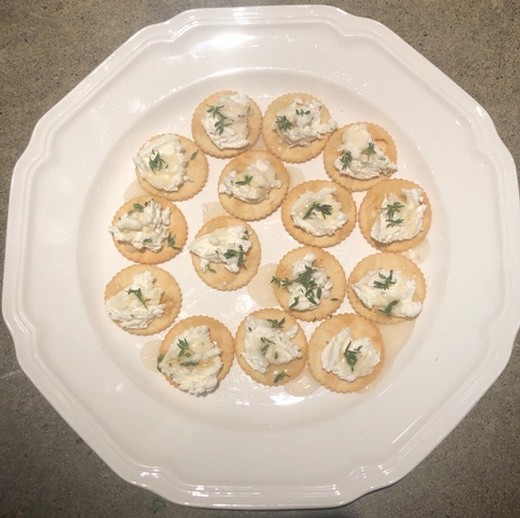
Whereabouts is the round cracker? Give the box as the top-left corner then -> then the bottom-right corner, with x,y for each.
135,134 -> 208,202
281,179 -> 357,247
308,313 -> 384,393
272,246 -> 346,321
158,315 -> 234,393
358,178 -> 432,252
323,122 -> 397,191
217,150 -> 290,221
262,93 -> 335,163
110,195 -> 187,264
104,265 -> 182,335
234,308 -> 307,386
346,252 -> 426,324
190,216 -> 261,291
191,90 -> 262,158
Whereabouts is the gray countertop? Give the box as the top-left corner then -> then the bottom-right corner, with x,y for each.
1,1 -> 519,517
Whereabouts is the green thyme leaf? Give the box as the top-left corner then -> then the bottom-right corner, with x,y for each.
267,317 -> 285,329
364,141 -> 376,157
223,246 -> 246,268
167,233 -> 181,250
373,270 -> 396,290
295,108 -> 310,116
379,299 -> 399,316
148,150 -> 167,172
274,370 -> 289,384
383,201 -> 404,227
128,202 -> 145,215
189,150 -> 198,161
343,341 -> 362,371
235,174 -> 253,186
177,338 -> 191,358
126,287 -> 150,308
339,150 -> 353,171
275,115 -> 293,132
303,202 -> 333,220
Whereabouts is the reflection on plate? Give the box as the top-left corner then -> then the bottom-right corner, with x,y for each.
3,5 -> 519,509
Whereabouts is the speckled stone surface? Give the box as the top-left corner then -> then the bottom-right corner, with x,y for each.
1,1 -> 518,517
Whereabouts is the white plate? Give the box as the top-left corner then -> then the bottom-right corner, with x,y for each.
3,5 -> 520,509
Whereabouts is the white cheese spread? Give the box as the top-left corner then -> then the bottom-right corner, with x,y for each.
157,325 -> 223,396
321,327 -> 381,382
352,268 -> 422,318
274,97 -> 337,147
334,123 -> 396,180
105,271 -> 165,330
218,159 -> 281,203
371,188 -> 427,243
134,134 -> 190,192
290,187 -> 348,236
189,225 -> 252,273
241,316 -> 301,373
202,93 -> 250,149
276,253 -> 332,311
109,199 -> 171,252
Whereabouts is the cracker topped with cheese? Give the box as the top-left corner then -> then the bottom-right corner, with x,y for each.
189,216 -> 261,291
358,178 -> 432,252
217,150 -> 290,220
308,313 -> 384,393
134,133 -> 208,201
262,93 -> 337,163
281,179 -> 357,247
234,308 -> 307,386
271,245 -> 346,321
324,122 -> 397,191
109,195 -> 187,264
157,315 -> 234,396
104,264 -> 182,335
346,252 -> 426,324
191,90 -> 262,158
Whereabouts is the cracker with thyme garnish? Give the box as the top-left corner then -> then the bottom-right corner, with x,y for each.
191,90 -> 262,158
346,252 -> 426,324
281,179 -> 357,247
358,178 -> 432,252
134,133 -> 208,201
157,315 -> 234,396
308,313 -> 384,393
262,93 -> 337,163
271,245 -> 346,322
104,265 -> 182,335
323,122 -> 397,191
217,150 -> 290,221
234,308 -> 307,387
189,216 -> 261,291
109,195 -> 187,264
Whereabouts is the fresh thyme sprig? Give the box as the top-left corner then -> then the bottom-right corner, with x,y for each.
295,108 -> 310,116
275,115 -> 293,132
272,266 -> 324,307
383,201 -> 404,227
343,341 -> 362,371
126,287 -> 150,308
223,245 -> 246,268
339,151 -> 353,171
260,336 -> 275,355
235,174 -> 253,186
303,202 -> 333,220
207,104 -> 231,135
373,270 -> 396,290
379,299 -> 399,316
177,338 -> 191,358
273,370 -> 289,384
267,317 -> 285,329
166,233 -> 181,250
148,150 -> 168,172
364,141 -> 376,157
